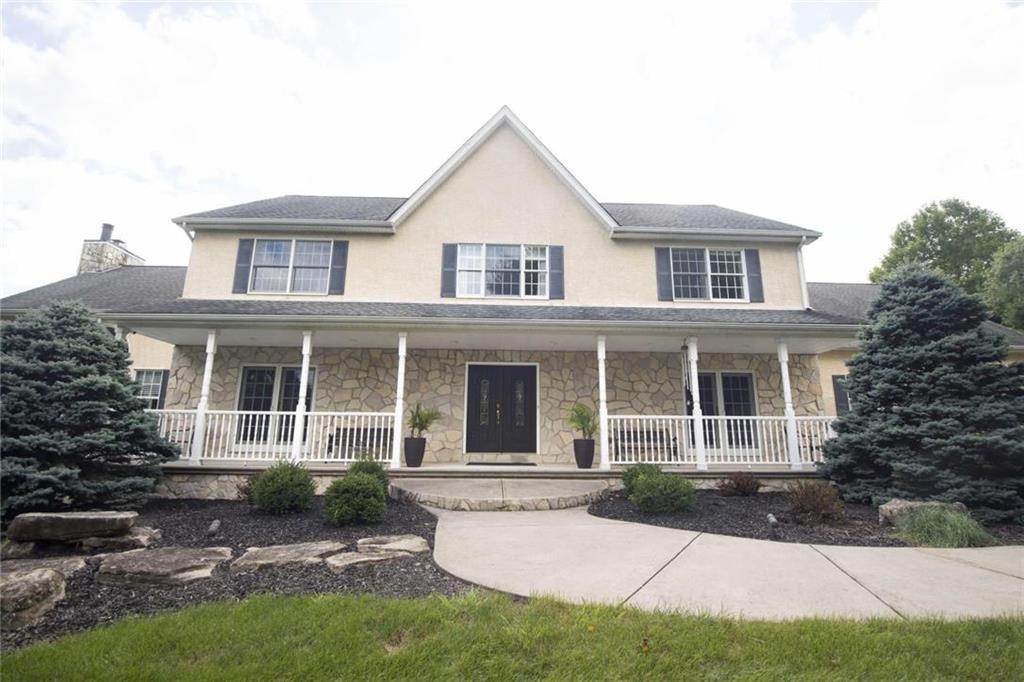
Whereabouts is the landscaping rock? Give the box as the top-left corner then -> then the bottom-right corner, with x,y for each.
357,535 -> 430,555
79,526 -> 162,551
206,520 -> 221,537
1,568 -> 65,629
878,499 -> 968,526
1,541 -> 37,560
7,511 -> 138,542
2,556 -> 88,578
324,552 -> 397,572
230,541 -> 347,573
97,547 -> 232,585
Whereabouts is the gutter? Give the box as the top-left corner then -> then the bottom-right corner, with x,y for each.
610,226 -> 821,243
171,217 -> 395,234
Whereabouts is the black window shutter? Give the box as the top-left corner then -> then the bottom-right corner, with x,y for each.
655,247 -> 673,301
441,244 -> 458,297
328,240 -> 349,294
157,370 -> 170,409
548,246 -> 565,299
744,249 -> 764,302
232,239 -> 255,293
832,375 -> 851,415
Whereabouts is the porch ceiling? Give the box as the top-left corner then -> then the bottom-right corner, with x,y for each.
123,323 -> 855,355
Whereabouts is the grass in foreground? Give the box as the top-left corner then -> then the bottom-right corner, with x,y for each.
5,592 -> 1023,681
895,507 -> 998,548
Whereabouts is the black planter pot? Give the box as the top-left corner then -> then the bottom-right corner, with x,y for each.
573,439 -> 595,469
404,437 -> 426,467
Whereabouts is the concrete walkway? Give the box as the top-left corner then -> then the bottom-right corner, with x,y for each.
433,507 -> 1024,619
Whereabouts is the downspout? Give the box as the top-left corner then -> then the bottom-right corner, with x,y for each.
797,236 -> 810,309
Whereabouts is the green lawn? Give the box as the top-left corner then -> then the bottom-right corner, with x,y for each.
6,592 -> 1023,681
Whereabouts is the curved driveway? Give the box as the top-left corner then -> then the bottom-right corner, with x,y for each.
432,507 -> 1024,619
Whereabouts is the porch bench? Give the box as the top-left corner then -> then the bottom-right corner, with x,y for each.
326,427 -> 393,458
612,428 -> 680,461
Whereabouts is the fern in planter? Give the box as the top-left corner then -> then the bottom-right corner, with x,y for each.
568,403 -> 598,468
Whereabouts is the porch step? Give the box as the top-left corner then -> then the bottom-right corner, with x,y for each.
389,478 -> 614,512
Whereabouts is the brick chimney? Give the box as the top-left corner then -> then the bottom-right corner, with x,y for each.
78,223 -> 145,274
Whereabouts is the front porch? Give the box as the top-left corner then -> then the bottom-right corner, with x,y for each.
139,324 -> 843,472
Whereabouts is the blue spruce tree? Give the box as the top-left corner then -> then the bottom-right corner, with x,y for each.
821,265 -> 1024,522
1,302 -> 178,522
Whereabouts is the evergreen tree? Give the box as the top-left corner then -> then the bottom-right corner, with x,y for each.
1,302 -> 178,522
821,265 -> 1024,522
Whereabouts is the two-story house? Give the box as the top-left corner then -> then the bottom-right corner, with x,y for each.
5,107 -> 1022,479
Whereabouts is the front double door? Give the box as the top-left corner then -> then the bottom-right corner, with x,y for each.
465,365 -> 537,453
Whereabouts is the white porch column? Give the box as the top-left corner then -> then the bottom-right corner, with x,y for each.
777,340 -> 802,470
390,332 -> 408,468
290,331 -> 313,462
686,337 -> 707,471
597,335 -> 610,471
190,330 -> 218,463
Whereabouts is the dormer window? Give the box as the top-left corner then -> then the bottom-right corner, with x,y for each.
670,247 -> 747,301
250,239 -> 332,294
456,243 -> 549,298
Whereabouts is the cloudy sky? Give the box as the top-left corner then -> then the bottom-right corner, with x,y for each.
2,0 -> 1022,296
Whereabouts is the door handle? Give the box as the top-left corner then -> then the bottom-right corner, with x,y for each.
496,401 -> 502,425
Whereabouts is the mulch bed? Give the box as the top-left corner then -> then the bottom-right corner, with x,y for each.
2,498 -> 471,651
589,490 -> 1024,547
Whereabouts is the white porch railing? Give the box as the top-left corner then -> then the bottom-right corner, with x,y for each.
607,415 -> 836,467
148,409 -> 395,463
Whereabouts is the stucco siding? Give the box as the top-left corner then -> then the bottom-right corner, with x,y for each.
127,333 -> 174,371
181,125 -> 806,309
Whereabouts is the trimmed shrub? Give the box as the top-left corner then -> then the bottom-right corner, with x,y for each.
787,480 -> 844,522
629,473 -> 696,514
324,473 -> 386,525
347,457 -> 389,496
622,463 -> 662,497
718,472 -> 761,497
250,461 -> 315,514
895,507 -> 996,548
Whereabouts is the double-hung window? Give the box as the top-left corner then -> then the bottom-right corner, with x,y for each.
135,369 -> 167,409
456,244 -> 549,298
669,247 -> 747,301
250,239 -> 332,294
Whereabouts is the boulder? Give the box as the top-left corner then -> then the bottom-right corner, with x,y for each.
7,511 -> 138,542
230,541 -> 347,573
1,541 -> 37,560
97,547 -> 232,585
2,556 -> 88,578
79,526 -> 162,551
325,552 -> 397,572
878,499 -> 968,526
1,568 -> 65,629
356,535 -> 430,555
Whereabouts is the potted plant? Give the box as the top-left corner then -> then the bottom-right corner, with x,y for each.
404,402 -> 442,467
568,403 -> 598,469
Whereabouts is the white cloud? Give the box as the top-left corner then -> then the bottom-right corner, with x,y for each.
2,0 -> 1021,296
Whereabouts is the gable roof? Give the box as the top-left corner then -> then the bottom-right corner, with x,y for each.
172,107 -> 820,241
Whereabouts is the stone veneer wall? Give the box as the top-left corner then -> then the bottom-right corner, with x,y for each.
167,347 -> 823,465
77,241 -> 144,274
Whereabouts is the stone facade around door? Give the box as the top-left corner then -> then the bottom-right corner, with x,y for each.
167,346 -> 824,465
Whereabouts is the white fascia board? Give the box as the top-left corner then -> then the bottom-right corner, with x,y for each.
611,227 -> 821,243
389,106 -> 619,232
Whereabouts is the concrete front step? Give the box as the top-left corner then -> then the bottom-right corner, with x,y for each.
390,477 -> 614,512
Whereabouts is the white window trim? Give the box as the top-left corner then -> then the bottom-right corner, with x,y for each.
669,246 -> 750,303
248,239 -> 333,295
134,368 -> 166,409
235,364 -> 319,413
684,370 -> 760,417
455,243 -> 550,300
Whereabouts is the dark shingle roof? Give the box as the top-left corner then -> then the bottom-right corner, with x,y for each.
1,266 -> 186,313
177,196 -> 404,222
808,282 -> 1024,346
175,195 -> 820,236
